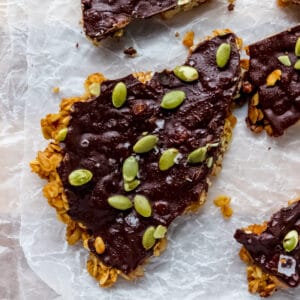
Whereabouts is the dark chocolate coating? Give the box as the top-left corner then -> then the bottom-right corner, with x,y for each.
81,0 -> 180,41
235,201 -> 300,287
247,25 -> 300,136
57,33 -> 241,274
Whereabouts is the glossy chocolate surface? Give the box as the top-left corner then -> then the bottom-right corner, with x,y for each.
82,0 -> 179,41
247,25 -> 300,136
57,33 -> 240,274
235,201 -> 300,287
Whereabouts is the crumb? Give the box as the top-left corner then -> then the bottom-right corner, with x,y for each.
227,0 -> 235,11
52,87 -> 60,94
182,31 -> 194,48
214,195 -> 233,218
175,32 -> 180,38
240,59 -> 250,70
76,43 -> 79,48
123,47 -> 137,57
242,81 -> 253,94
228,3 -> 235,11
268,147 -> 271,151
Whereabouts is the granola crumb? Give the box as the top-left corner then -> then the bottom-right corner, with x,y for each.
175,32 -> 180,38
182,31 -> 194,48
124,46 -> 137,57
213,195 -> 233,218
52,87 -> 60,94
227,0 -> 236,10
228,2 -> 235,11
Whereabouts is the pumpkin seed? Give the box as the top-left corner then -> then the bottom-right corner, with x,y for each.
159,148 -> 179,171
216,43 -> 231,68
187,146 -> 207,164
55,128 -> 68,142
160,90 -> 186,110
153,225 -> 167,239
294,59 -> 300,70
177,0 -> 190,5
206,157 -> 213,168
208,142 -> 219,148
173,65 -> 199,82
89,82 -> 101,97
295,37 -> 300,57
283,230 -> 299,252
68,169 -> 93,186
142,226 -> 156,250
133,135 -> 158,153
112,82 -> 127,108
277,55 -> 291,67
122,156 -> 139,182
107,195 -> 132,210
134,195 -> 152,217
124,179 -> 140,192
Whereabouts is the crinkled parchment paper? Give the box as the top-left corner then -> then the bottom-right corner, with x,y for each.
19,0 -> 300,299
0,1 -> 58,299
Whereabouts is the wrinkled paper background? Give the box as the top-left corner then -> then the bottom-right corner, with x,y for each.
1,0 -> 300,299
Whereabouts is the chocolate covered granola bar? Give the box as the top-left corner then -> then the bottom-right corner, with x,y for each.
31,30 -> 241,287
234,198 -> 300,297
81,0 -> 208,43
244,25 -> 300,136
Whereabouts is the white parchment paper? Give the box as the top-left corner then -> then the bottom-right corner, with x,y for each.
20,0 -> 300,299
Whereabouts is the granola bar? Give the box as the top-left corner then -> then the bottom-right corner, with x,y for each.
244,25 -> 300,136
234,198 -> 300,297
81,0 -> 208,43
31,30 -> 241,287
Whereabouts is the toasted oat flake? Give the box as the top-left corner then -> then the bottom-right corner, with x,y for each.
52,87 -> 60,94
182,31 -> 194,48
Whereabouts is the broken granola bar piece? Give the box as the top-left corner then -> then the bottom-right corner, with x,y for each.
31,30 -> 241,287
245,25 -> 300,136
234,198 -> 300,297
81,0 -> 207,43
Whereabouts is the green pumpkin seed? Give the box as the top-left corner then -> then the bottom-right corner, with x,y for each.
142,226 -> 156,250
295,37 -> 300,57
208,142 -> 219,148
206,157 -> 213,168
134,195 -> 152,217
68,169 -> 93,186
277,55 -> 291,67
159,148 -> 179,171
187,146 -> 207,164
216,43 -> 231,68
89,82 -> 101,97
294,59 -> 300,70
133,135 -> 158,153
122,156 -> 139,182
177,0 -> 189,5
112,82 -> 127,108
160,90 -> 186,110
124,179 -> 140,192
173,65 -> 199,82
283,230 -> 299,252
55,128 -> 68,142
153,225 -> 167,239
108,195 -> 132,210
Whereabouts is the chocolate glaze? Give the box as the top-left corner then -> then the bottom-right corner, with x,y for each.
82,0 -> 182,41
235,201 -> 300,287
57,33 -> 241,274
247,25 -> 300,136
